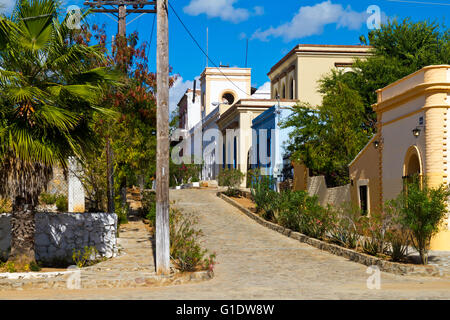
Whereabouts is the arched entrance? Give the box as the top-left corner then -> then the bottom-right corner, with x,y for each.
403,145 -> 423,186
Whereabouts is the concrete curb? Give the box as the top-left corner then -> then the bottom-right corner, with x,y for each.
218,192 -> 444,277
0,269 -> 214,291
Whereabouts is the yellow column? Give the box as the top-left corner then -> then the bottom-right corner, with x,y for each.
424,106 -> 444,188
425,98 -> 450,250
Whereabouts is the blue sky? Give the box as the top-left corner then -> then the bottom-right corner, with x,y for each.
1,0 -> 449,113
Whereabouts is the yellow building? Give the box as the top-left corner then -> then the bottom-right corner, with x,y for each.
350,65 -> 450,250
267,44 -> 372,191
268,44 -> 372,106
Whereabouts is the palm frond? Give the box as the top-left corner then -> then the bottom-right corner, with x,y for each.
61,84 -> 102,103
33,104 -> 80,131
0,69 -> 25,86
6,86 -> 49,105
16,0 -> 56,51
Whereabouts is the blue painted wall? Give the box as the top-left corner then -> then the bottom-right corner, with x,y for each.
251,105 -> 294,189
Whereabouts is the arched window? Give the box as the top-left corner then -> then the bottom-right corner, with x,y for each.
274,89 -> 278,99
281,84 -> 286,99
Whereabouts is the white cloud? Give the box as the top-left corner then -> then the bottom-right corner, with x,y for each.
184,0 -> 257,23
239,32 -> 247,40
252,1 -> 368,42
0,0 -> 16,14
170,77 -> 192,117
169,76 -> 200,119
253,6 -> 264,16
257,82 -> 271,92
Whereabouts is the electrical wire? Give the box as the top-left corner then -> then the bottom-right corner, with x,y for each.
386,0 -> 450,6
147,13 -> 156,52
167,1 -> 253,98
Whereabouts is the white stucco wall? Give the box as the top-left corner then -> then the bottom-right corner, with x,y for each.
206,78 -> 249,111
186,91 -> 201,131
382,113 -> 426,201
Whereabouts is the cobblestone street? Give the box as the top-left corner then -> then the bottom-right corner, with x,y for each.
1,189 -> 450,299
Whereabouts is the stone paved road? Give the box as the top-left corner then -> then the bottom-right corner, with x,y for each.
1,189 -> 450,299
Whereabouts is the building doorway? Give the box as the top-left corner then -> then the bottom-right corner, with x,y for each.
403,146 -> 423,188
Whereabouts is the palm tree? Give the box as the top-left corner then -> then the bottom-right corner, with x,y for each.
0,0 -> 118,267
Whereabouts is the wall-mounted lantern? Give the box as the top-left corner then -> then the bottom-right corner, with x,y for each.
373,140 -> 380,148
412,125 -> 425,138
373,137 -> 383,149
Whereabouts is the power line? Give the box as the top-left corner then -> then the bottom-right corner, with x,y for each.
148,13 -> 156,51
386,0 -> 450,6
167,1 -> 253,98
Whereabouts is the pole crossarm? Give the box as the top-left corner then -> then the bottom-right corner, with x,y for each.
83,1 -> 156,13
84,0 -> 156,37
84,1 -> 156,8
90,9 -> 156,13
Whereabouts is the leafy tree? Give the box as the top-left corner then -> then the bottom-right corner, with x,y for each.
389,176 -> 450,264
356,18 -> 450,124
283,70 -> 369,186
77,25 -> 176,201
283,18 -> 450,186
0,0 -> 118,267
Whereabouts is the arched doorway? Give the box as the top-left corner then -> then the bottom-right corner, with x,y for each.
403,145 -> 423,187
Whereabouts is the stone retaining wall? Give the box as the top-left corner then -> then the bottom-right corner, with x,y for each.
0,212 -> 118,263
219,192 -> 443,277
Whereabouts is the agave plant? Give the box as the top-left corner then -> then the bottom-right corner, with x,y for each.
0,0 -> 119,267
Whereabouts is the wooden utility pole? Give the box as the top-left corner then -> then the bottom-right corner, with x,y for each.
106,138 -> 115,213
84,0 -> 169,274
84,1 -> 157,37
118,4 -> 126,36
155,0 -> 170,275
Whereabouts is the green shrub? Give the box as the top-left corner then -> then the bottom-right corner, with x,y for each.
298,195 -> 330,239
391,176 -> 450,264
276,190 -> 309,231
141,190 -> 156,226
385,228 -> 410,261
146,202 -> 156,227
0,261 -> 16,273
383,200 -> 411,261
72,246 -> 99,268
142,190 -> 156,225
39,192 -> 57,205
358,211 -> 389,256
29,261 -> 41,272
251,173 -> 275,214
116,204 -> 129,227
328,203 -> 361,249
55,194 -> 68,212
169,206 -> 216,272
218,168 -> 245,197
170,157 -> 202,187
